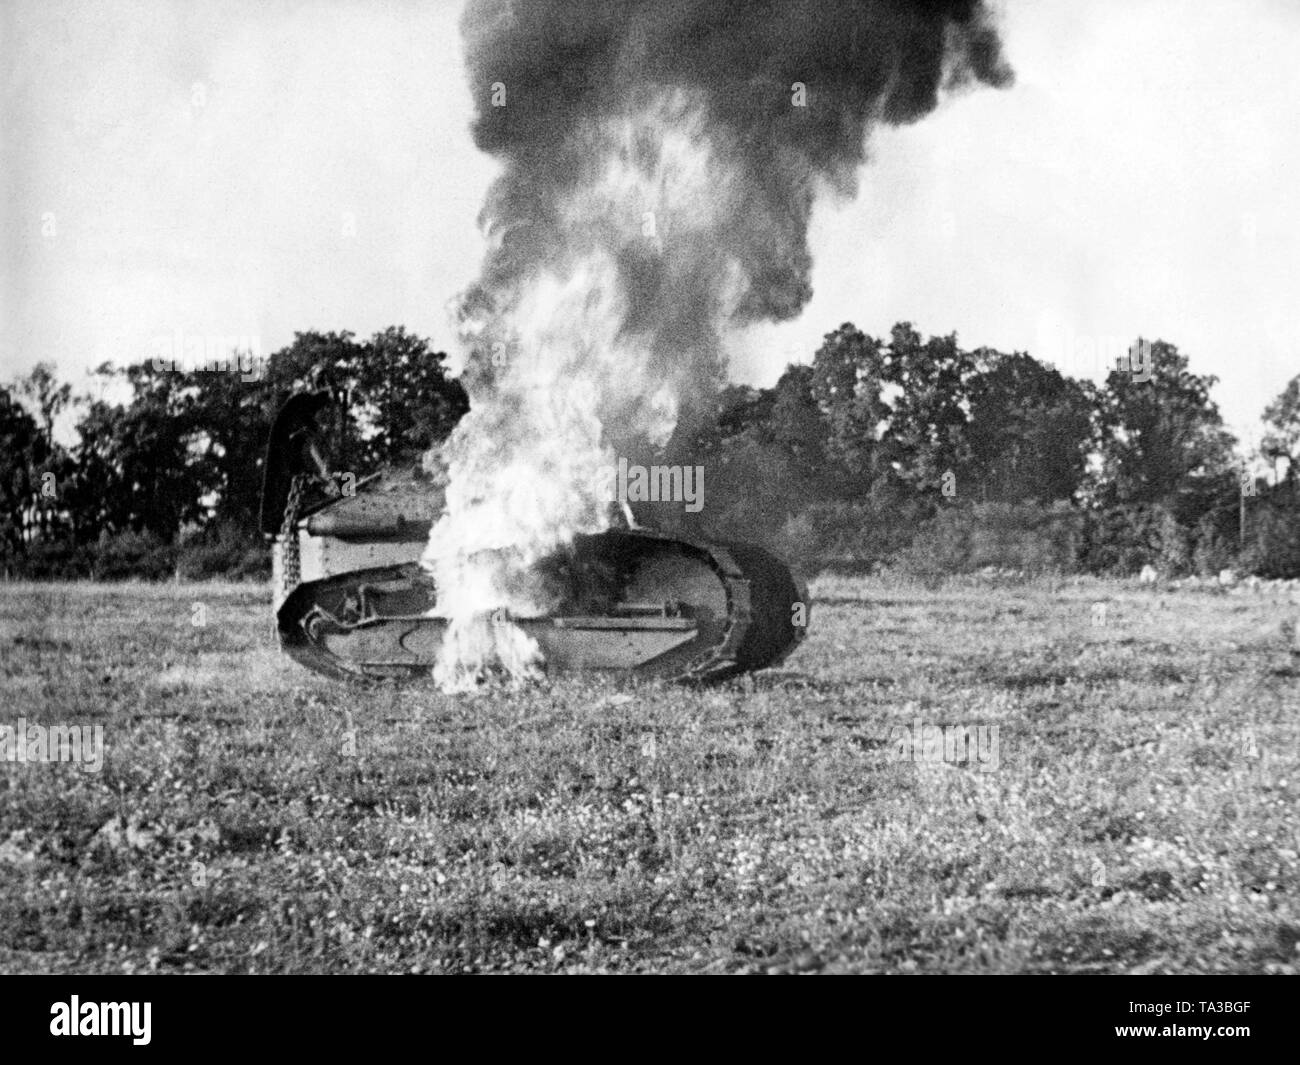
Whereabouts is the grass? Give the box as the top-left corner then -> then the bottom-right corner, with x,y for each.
0,573 -> 1297,973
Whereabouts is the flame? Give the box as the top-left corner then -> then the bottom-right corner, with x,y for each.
422,89 -> 747,691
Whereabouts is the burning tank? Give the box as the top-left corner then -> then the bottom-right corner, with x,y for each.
260,390 -> 809,685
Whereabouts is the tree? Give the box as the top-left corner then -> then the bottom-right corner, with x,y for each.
964,350 -> 1094,503
348,326 -> 469,468
765,364 -> 832,495
0,385 -> 45,556
877,323 -> 979,496
250,328 -> 468,476
6,366 -> 74,548
810,323 -> 887,496
1262,374 -> 1300,486
16,362 -> 71,445
1092,339 -> 1237,521
83,329 -> 470,536
68,363 -> 215,539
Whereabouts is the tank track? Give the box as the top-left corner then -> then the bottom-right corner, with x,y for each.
274,528 -> 808,685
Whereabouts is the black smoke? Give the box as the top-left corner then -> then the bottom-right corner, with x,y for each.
454,0 -> 1012,447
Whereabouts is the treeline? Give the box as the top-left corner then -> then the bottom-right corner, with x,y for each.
3,320 -> 1298,581
1,328 -> 467,580
679,323 -> 1300,579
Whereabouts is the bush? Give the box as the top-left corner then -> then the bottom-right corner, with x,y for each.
0,524 -> 271,582
1079,504 -> 1179,576
1155,509 -> 1191,575
1239,498 -> 1300,578
176,524 -> 270,581
0,537 -> 94,580
774,496 -> 932,575
891,501 -> 1083,579
90,529 -> 177,581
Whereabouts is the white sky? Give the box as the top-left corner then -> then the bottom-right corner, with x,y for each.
2,0 -> 1297,443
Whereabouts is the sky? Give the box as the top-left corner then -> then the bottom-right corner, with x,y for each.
2,0 -> 1298,445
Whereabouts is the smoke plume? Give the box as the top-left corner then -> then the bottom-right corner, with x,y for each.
423,0 -> 1012,690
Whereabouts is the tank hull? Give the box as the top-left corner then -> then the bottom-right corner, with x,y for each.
263,393 -> 809,685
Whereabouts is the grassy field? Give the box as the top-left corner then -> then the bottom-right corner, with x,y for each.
1,574 -> 1297,974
